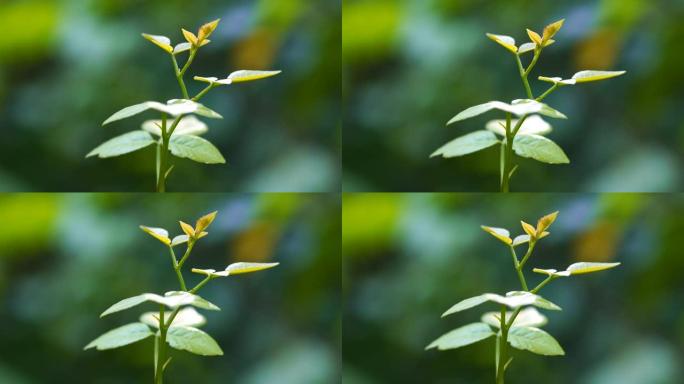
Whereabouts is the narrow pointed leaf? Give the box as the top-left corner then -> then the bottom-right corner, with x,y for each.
85,323 -> 154,351
142,34 -> 173,53
480,226 -> 512,245
566,262 -> 621,275
431,131 -> 499,158
538,76 -> 576,85
192,262 -> 279,278
521,221 -> 537,237
542,19 -> 565,43
166,326 -> 223,356
485,33 -> 517,53
227,70 -> 282,83
571,70 -> 626,83
169,135 -> 226,164
426,323 -> 495,350
508,326 -> 565,356
526,29 -> 542,45
194,211 -> 217,232
139,226 -> 171,245
87,131 -> 156,158
536,211 -> 559,233
513,135 -> 569,164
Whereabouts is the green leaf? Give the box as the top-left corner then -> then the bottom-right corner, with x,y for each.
513,134 -> 569,164
227,70 -> 281,83
512,234 -> 531,246
141,34 -> 173,53
171,234 -> 190,246
572,70 -> 626,83
103,100 -> 221,126
480,226 -> 512,245
140,307 -> 206,329
166,326 -> 223,356
142,116 -> 208,137
426,322 -> 495,351
447,100 -> 566,125
84,322 -> 154,351
486,115 -> 552,137
538,76 -> 576,85
508,326 -> 565,356
192,262 -> 279,278
431,131 -> 499,158
517,42 -> 536,54
481,307 -> 548,329
86,131 -> 156,159
442,291 -> 560,317
485,33 -> 517,53
100,291 -> 220,317
139,225 -> 171,245
535,262 -> 621,277
168,135 -> 226,164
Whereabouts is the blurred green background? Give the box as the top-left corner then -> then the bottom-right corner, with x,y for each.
0,0 -> 340,192
0,193 -> 340,383
343,193 -> 684,383
343,0 -> 684,191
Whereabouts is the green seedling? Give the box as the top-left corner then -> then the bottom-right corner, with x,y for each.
85,211 -> 278,383
431,19 -> 625,192
87,19 -> 281,192
426,211 -> 620,383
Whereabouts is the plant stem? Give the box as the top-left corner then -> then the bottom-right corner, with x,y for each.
155,305 -> 166,384
177,240 -> 196,270
508,246 -> 528,291
515,54 -> 533,99
170,54 -> 189,99
167,246 -> 187,291
496,306 -> 508,384
156,115 -> 169,192
518,240 -> 536,268
531,275 -> 556,294
190,276 -> 213,294
536,83 -> 559,102
192,84 -> 216,102
501,114 -> 512,192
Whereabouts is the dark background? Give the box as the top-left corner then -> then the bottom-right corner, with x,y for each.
0,193 -> 340,383
0,0 -> 340,192
343,0 -> 684,192
343,193 -> 684,383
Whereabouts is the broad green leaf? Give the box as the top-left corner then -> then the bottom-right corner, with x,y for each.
536,262 -> 621,277
447,100 -> 565,125
486,115 -> 552,137
426,323 -> 495,351
139,226 -> 171,245
431,131 -> 499,158
442,291 -> 560,317
566,262 -> 620,274
512,234 -> 531,246
513,135 -> 569,164
227,70 -> 281,83
140,307 -> 206,329
480,226 -> 512,245
508,326 -> 565,356
103,100 -> 221,125
84,322 -> 153,351
86,131 -> 156,159
485,33 -> 517,53
100,291 -> 219,317
142,34 -> 173,53
517,42 -> 536,54
481,307 -> 548,329
169,135 -> 226,164
192,262 -> 279,278
166,326 -> 223,356
142,116 -> 208,137
572,70 -> 626,83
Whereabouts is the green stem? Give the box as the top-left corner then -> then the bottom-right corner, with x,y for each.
192,84 -> 216,102
501,114 -> 512,192
167,246 -> 187,291
170,54 -> 189,99
531,275 -> 556,294
515,54 -> 533,99
155,305 -> 166,384
189,275 -> 213,294
508,246 -> 528,291
180,49 -> 197,76
177,240 -> 196,270
496,305 -> 507,384
518,240 -> 536,268
156,115 -> 169,192
536,83 -> 559,102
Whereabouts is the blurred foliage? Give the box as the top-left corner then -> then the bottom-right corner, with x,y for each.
343,0 -> 684,191
0,193 -> 340,383
343,193 -> 684,383
0,0 -> 340,192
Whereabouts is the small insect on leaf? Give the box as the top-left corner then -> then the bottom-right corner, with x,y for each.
195,211 -> 218,233
526,29 -> 542,46
485,33 -> 518,53
142,34 -> 173,53
481,226 -> 512,245
542,19 -> 564,43
140,226 -> 171,245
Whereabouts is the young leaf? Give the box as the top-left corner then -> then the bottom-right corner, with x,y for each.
140,307 -> 206,329
480,226 -> 512,245
192,262 -> 279,278
538,76 -> 576,86
194,76 -> 232,85
197,19 -> 220,43
431,131 -> 499,158
481,307 -> 548,329
174,39 -> 210,54
426,323 -> 495,351
442,291 -> 561,317
512,234 -> 530,246
86,131 -> 156,159
227,70 -> 282,83
565,262 -> 621,275
166,326 -> 223,356
195,211 -> 217,232
84,323 -> 154,351
485,33 -> 517,53
171,235 -> 190,246
141,34 -> 173,53
571,70 -> 626,83
179,221 -> 195,237
486,115 -> 552,137
139,226 -> 171,245
181,28 -> 198,45
142,116 -> 208,137
521,221 -> 537,237
447,100 -> 566,125
169,135 -> 226,164
517,42 -> 536,54
536,211 -> 559,233
508,326 -> 565,356
100,291 -> 220,317
526,29 -> 542,46
513,135 -> 570,164
532,268 -> 570,277
542,19 -> 564,43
